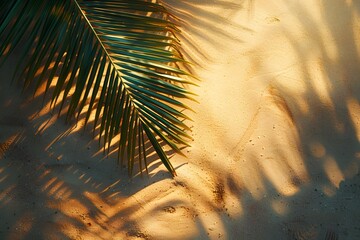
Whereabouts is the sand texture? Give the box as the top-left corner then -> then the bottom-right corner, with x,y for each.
0,0 -> 360,239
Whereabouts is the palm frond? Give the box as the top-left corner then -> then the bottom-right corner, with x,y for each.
0,0 -> 195,176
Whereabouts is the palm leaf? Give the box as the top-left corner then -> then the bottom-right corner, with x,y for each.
0,0 -> 195,176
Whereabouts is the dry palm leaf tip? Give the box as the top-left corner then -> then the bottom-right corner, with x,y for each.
0,0 -> 196,177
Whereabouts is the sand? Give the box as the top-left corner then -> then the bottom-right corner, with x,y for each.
0,0 -> 359,239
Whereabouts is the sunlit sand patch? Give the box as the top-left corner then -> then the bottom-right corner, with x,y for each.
271,199 -> 288,215
310,142 -> 326,159
6,211 -> 34,239
139,204 -> 199,239
347,97 -> 360,141
308,61 -> 334,106
0,184 -> 15,204
321,184 -> 337,197
225,191 -> 244,217
324,156 -> 344,188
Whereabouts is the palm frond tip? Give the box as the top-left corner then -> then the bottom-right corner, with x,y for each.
0,0 -> 195,176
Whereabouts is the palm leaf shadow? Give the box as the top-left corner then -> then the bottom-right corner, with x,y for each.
0,128 -> 172,239
161,0 -> 253,71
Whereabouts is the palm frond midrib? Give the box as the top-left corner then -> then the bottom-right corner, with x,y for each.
0,0 -> 195,176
